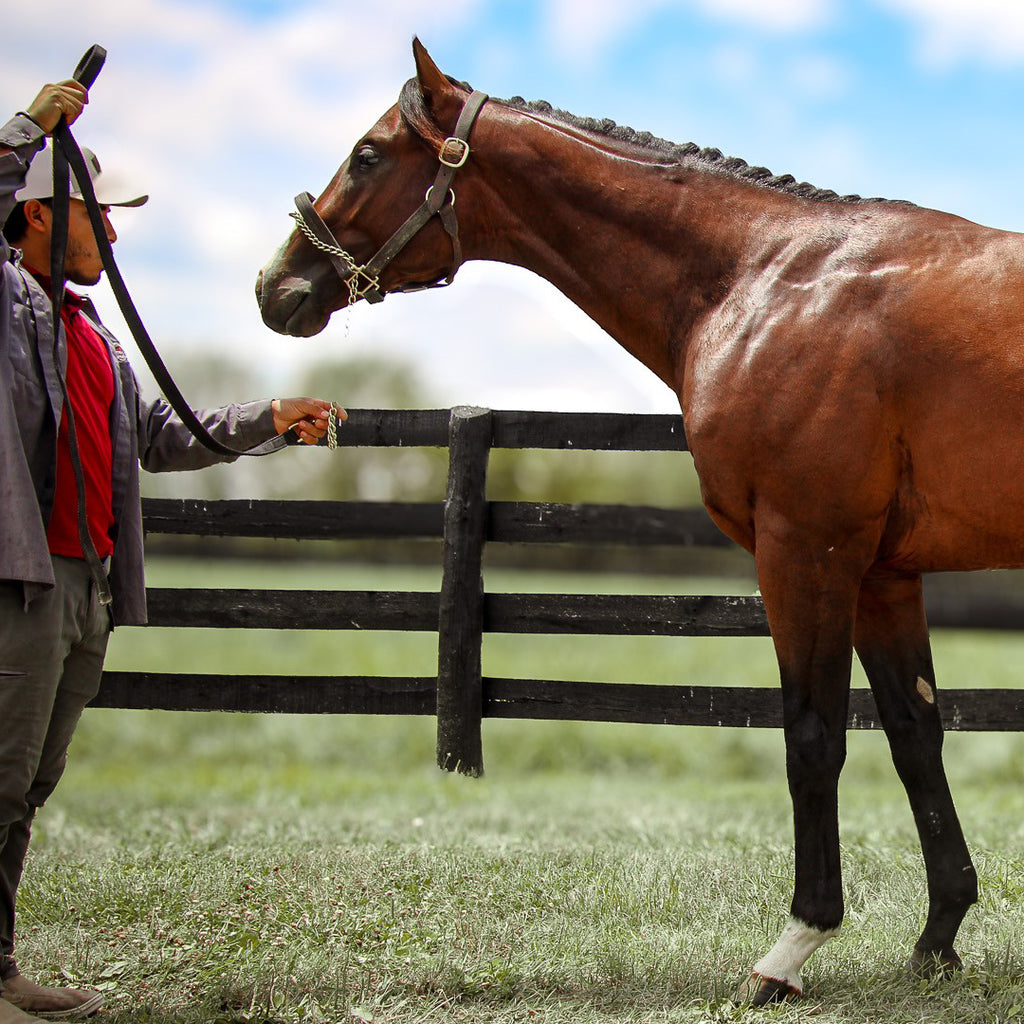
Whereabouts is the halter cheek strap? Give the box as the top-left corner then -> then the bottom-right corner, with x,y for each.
290,89 -> 489,305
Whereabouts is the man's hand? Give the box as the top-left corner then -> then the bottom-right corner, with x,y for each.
271,398 -> 346,445
25,81 -> 88,135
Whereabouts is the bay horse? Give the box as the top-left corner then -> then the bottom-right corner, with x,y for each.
255,38 -> 1013,1004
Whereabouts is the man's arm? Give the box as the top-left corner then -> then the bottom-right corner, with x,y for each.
138,394 -> 343,472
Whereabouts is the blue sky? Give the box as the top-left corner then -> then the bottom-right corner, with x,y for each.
6,0 -> 1024,412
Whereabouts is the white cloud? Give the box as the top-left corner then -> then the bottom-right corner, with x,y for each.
543,0 -> 835,66
704,43 -> 849,104
544,0 -> 667,65
880,0 -> 1024,66
330,265 -> 681,413
4,0 -> 480,163
697,0 -> 833,32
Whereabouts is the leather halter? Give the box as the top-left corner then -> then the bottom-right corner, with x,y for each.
290,89 -> 489,305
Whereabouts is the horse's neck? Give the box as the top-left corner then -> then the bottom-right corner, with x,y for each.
465,114 -> 780,390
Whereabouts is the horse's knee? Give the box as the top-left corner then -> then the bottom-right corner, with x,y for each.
784,707 -> 847,785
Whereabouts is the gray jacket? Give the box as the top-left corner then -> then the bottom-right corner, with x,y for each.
1,113 -> 287,624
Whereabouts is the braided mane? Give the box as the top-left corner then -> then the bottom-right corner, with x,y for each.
500,96 -> 910,206
399,78 -> 910,207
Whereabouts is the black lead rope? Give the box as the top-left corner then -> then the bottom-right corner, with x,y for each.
52,47 -> 288,460
47,46 -> 112,604
46,46 -> 292,604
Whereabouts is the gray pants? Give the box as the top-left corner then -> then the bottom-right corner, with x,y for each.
0,557 -> 110,980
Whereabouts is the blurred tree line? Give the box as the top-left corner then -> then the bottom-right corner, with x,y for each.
138,351 -> 706,509
137,351 -> 751,576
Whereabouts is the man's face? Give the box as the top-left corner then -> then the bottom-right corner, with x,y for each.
26,197 -> 117,286
61,198 -> 116,287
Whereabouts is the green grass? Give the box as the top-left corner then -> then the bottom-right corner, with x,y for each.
16,559 -> 1024,1022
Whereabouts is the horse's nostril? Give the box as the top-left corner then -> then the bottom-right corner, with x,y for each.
257,274 -> 316,334
283,277 -> 313,307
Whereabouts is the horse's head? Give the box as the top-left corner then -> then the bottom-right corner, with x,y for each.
257,39 -> 485,337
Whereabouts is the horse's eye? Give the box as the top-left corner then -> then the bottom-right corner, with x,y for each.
354,145 -> 380,170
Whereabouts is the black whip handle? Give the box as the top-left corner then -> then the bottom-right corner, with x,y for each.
73,45 -> 106,88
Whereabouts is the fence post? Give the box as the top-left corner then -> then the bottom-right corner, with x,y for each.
436,406 -> 492,776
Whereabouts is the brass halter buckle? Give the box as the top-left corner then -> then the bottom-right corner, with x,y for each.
439,136 -> 470,168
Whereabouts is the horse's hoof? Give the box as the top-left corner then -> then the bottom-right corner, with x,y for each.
906,947 -> 963,979
734,972 -> 801,1006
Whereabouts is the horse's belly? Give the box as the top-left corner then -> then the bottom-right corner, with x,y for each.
879,472 -> 1024,573
881,532 -> 1024,574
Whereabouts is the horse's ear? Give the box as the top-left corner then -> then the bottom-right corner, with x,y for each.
412,37 -> 454,108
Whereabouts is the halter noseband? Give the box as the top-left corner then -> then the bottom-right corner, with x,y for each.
290,89 -> 489,305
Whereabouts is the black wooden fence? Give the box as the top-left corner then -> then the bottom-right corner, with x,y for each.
94,408 -> 1024,776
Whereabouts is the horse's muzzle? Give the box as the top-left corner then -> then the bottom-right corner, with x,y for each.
256,270 -> 327,338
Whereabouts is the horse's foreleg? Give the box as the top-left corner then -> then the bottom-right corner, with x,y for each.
736,536 -> 866,1006
854,575 -> 977,975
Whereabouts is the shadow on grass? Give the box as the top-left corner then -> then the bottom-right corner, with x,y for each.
84,954 -> 1024,1024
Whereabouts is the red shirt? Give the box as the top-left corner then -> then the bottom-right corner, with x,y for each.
31,275 -> 116,560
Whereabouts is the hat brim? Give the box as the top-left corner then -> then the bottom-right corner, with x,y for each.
15,144 -> 149,207
76,171 -> 148,208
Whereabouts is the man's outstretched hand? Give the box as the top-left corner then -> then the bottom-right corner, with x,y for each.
271,397 -> 346,445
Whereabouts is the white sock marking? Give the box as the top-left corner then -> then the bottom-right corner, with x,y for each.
751,916 -> 839,993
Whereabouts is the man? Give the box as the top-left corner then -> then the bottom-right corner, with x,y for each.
0,79 -> 342,1022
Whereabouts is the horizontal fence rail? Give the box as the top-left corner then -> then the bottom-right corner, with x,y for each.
141,499 -> 732,547
93,674 -> 1024,733
96,408 -> 1024,775
137,582 -> 1024,635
